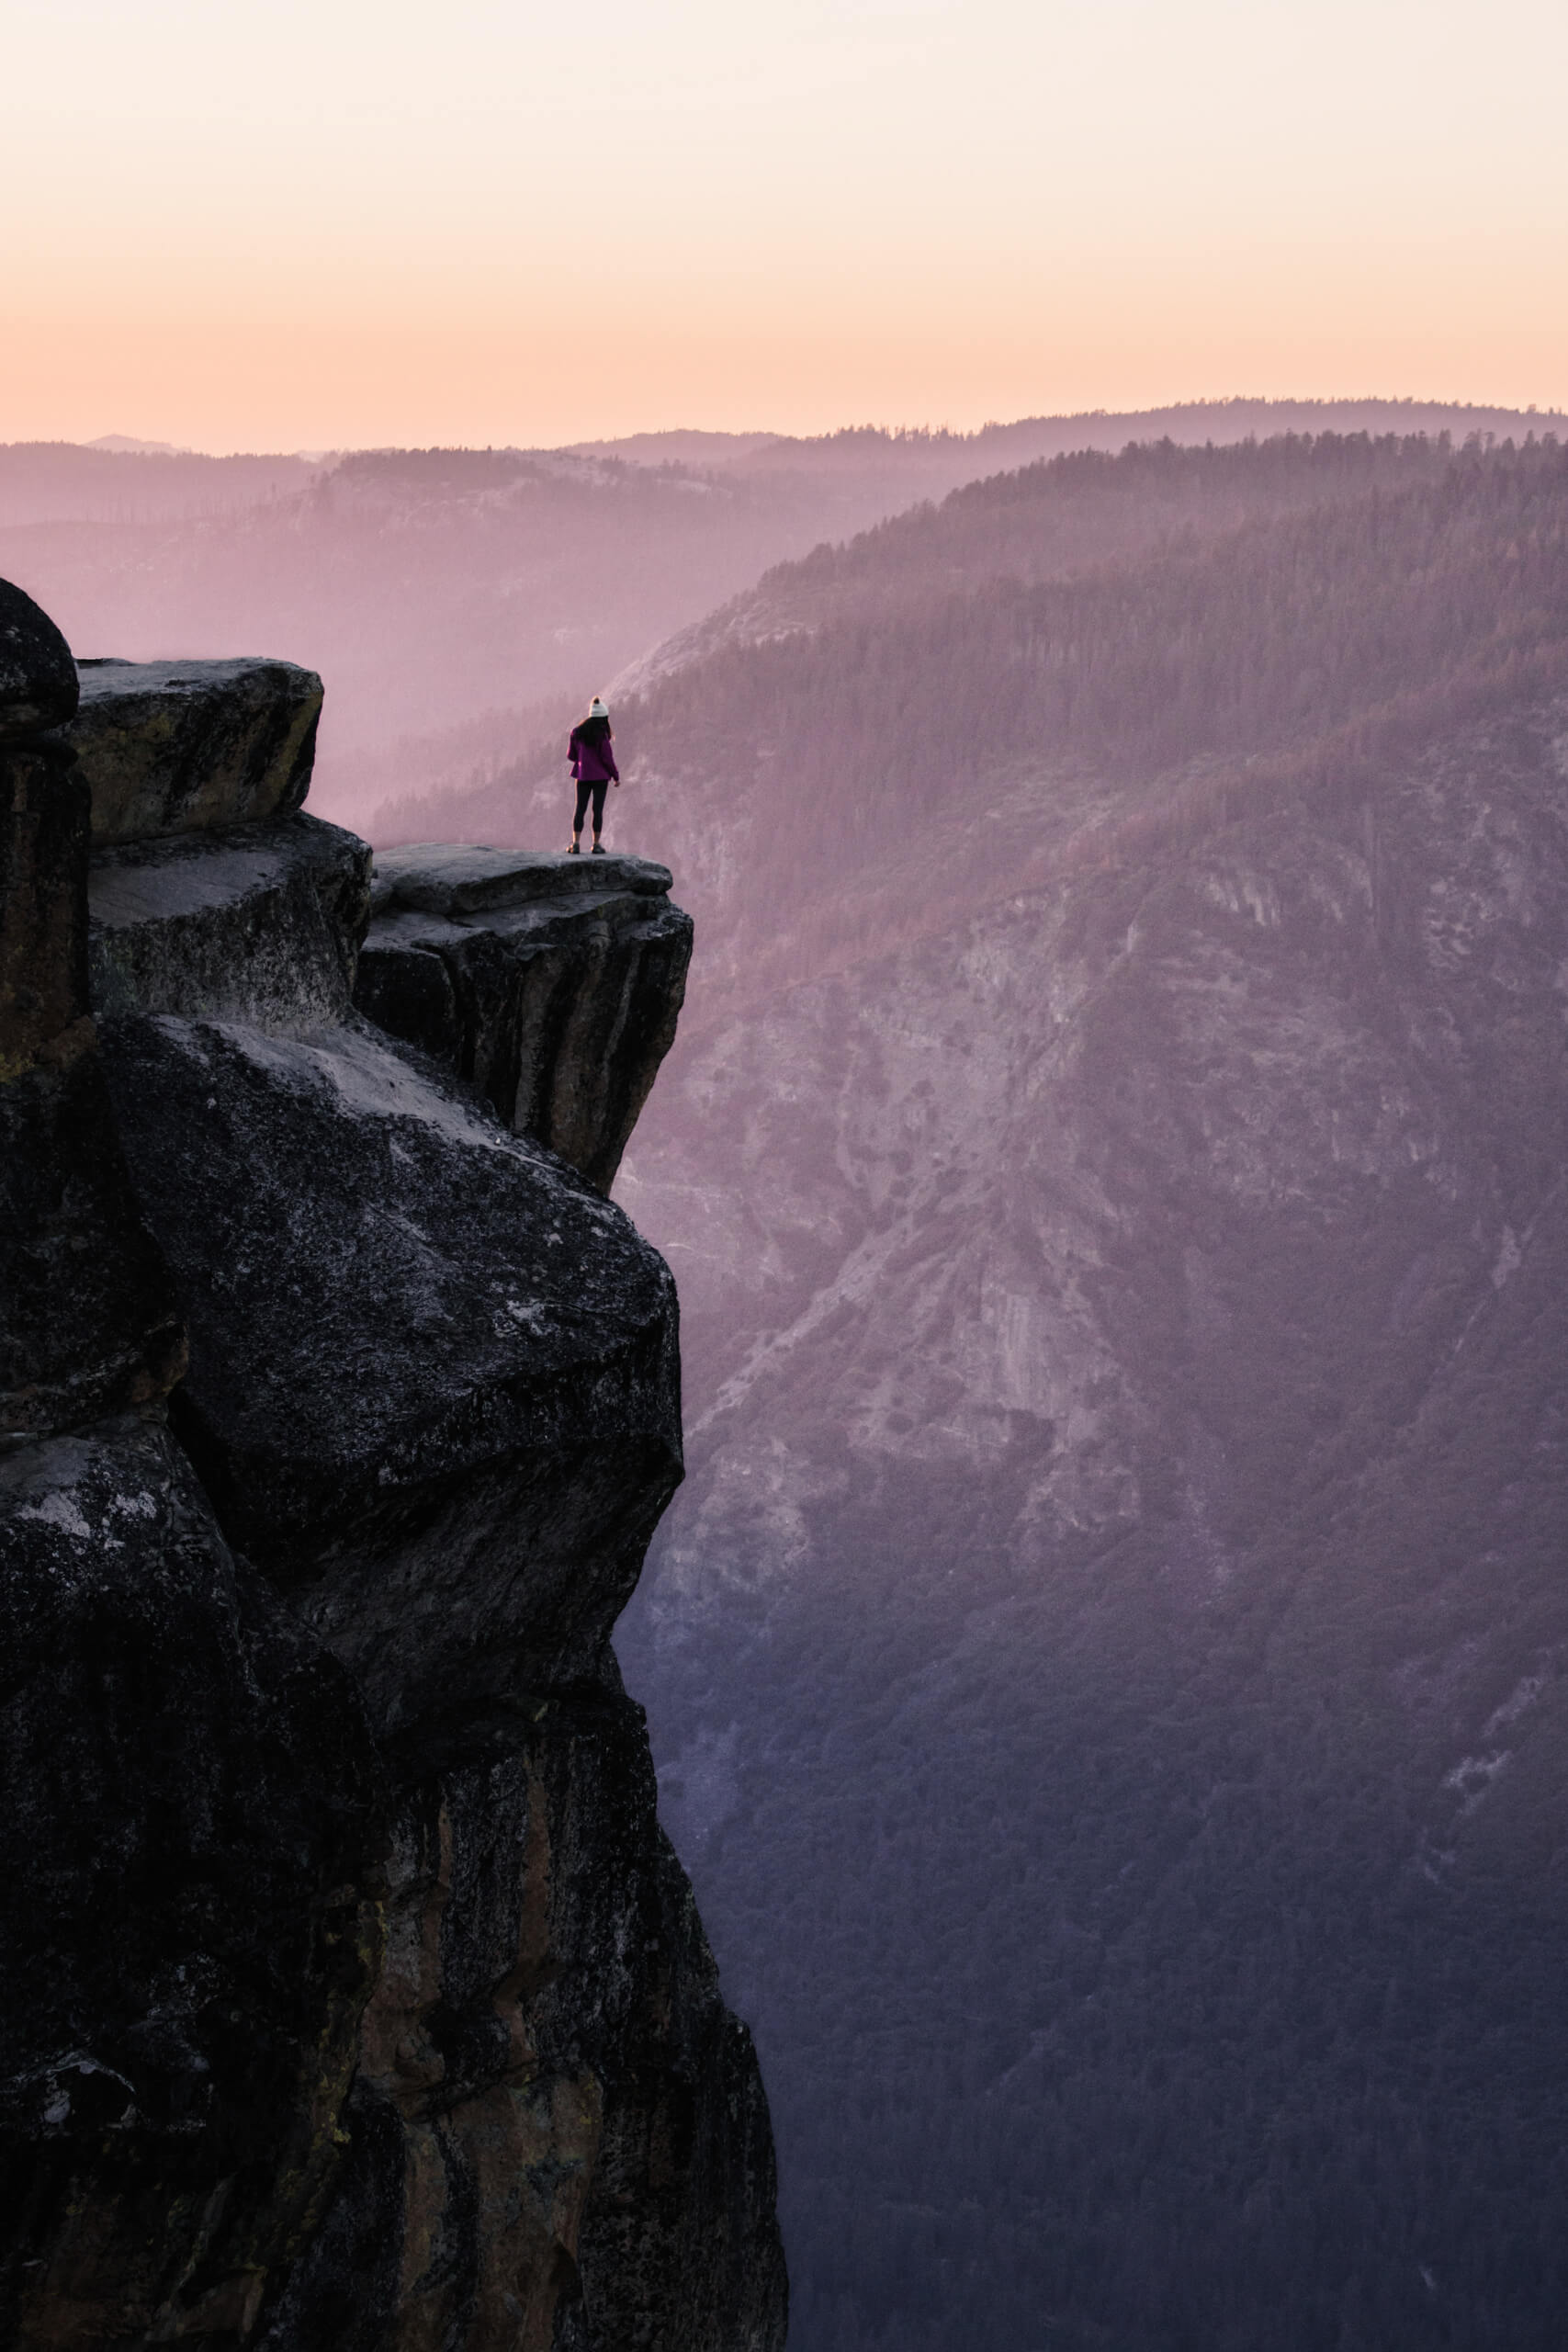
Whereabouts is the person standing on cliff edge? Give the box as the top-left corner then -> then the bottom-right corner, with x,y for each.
567,696 -> 619,854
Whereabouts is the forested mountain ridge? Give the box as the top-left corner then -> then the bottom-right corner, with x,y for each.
570,397 -> 1558,481
627,718 -> 1568,2342
397,433 -> 1568,1001
575,440 -> 1568,2348
607,427 -> 1467,692
4,402 -> 1551,834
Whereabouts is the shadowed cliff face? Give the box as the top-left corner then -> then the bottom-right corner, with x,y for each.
0,610 -> 784,2352
0,601 -> 186,1438
0,1417 -> 381,2347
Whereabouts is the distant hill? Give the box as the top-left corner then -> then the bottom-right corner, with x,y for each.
606,426 -> 1486,699
576,398 -> 1563,476
0,441 -> 320,525
401,432 -> 1568,2350
85,433 -> 189,456
389,426 -> 1568,965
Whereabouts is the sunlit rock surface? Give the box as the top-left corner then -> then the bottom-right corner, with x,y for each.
66,657 -> 323,847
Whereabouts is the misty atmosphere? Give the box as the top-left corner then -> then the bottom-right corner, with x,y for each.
374,415 -> 1568,2347
3,399 -> 1547,838
6,401 -> 1568,2346
10,0 -> 1568,2335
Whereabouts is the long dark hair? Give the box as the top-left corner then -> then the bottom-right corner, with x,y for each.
577,711 -> 612,747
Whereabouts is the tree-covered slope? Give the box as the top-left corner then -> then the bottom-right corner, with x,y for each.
19,405 -> 1532,830
620,705 -> 1568,2351
613,441 -> 1568,2352
402,432 -> 1568,987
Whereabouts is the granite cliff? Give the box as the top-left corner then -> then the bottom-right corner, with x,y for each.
0,578 -> 784,2351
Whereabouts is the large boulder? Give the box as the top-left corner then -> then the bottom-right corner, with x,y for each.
84,813 -> 687,1764
66,659 -> 323,846
356,847 -> 693,1193
0,579 -> 78,741
99,1010 -> 682,1763
367,845 -> 675,919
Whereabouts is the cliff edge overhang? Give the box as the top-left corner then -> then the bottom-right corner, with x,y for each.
0,581 -> 784,2352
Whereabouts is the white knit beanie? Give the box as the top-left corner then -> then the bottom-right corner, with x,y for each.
589,696 -> 609,718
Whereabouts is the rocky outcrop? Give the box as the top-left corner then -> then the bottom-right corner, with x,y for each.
67,657 -> 323,847
0,617 -> 784,2350
1,580 -> 79,739
355,848 -> 693,1193
104,1011 -> 682,1758
89,813 -> 371,1027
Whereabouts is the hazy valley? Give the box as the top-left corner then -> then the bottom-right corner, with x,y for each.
6,406 -> 1567,2348
391,425 -> 1568,2347
4,400 -> 1547,837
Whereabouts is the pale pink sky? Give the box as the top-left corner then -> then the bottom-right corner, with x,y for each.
6,0 -> 1565,451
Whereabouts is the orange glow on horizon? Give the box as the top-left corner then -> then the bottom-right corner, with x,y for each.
4,0 -> 1565,453
6,283 -> 1565,458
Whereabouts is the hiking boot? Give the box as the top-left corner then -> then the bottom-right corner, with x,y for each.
591,841 -> 606,854
566,840 -> 580,854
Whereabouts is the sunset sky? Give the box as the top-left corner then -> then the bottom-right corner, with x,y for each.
6,0 -> 1566,451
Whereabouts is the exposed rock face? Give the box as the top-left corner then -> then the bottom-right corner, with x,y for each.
265,1683 -> 784,2352
615,697 -> 1568,2347
0,637 -> 784,2347
67,657 -> 324,847
355,848 -> 692,1193
0,1418 -> 381,2349
89,813 -> 372,1026
104,1012 -> 683,1758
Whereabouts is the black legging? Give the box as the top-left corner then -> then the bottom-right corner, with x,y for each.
573,775 -> 608,835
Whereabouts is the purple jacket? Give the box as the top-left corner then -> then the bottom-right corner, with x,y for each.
569,719 -> 618,786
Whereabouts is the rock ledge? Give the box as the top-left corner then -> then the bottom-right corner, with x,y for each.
357,844 -> 693,1193
67,658 -> 324,846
